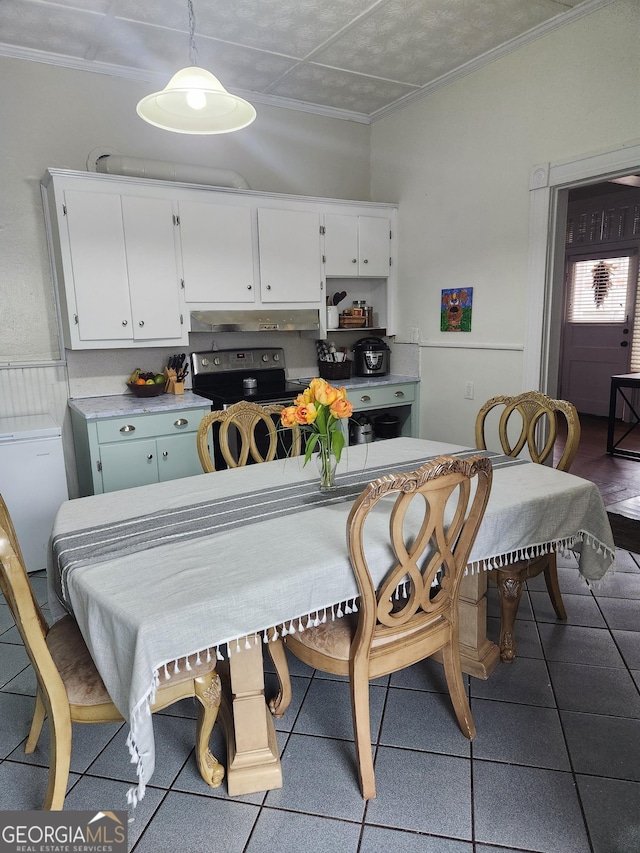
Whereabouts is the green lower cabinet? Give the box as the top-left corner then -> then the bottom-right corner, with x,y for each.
71,404 -> 210,495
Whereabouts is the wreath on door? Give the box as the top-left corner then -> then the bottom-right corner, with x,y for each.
591,260 -> 614,307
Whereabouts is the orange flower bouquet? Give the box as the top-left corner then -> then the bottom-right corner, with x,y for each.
280,378 -> 354,490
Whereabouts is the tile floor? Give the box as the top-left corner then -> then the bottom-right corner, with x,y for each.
1,416 -> 639,852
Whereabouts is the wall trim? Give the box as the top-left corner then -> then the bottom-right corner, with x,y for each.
416,341 -> 523,351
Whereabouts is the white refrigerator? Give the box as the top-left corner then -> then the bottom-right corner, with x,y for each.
0,414 -> 69,572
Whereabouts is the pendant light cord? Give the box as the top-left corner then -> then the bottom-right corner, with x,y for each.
188,0 -> 198,67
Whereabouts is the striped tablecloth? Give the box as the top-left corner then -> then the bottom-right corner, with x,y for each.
47,437 -> 615,806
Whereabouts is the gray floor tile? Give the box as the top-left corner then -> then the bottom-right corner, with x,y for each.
0,603 -> 15,634
2,662 -> 37,696
527,565 -> 591,595
389,656 -> 468,692
576,775 -> 640,853
87,714 -> 196,788
593,568 -> 640,598
538,623 -> 625,667
608,550 -> 640,573
62,774 -> 165,848
293,677 -> 385,742
612,629 -> 640,670
380,687 -> 472,757
0,759 -> 79,810
366,748 -> 471,838
360,825 -> 472,852
560,710 -> 640,781
264,671 -> 310,732
0,692 -> 38,758
473,762 -> 591,852
380,688 -> 471,758
598,596 -> 640,631
548,661 -> 640,717
471,698 -> 570,770
0,643 -> 30,689
9,718 -> 124,774
486,614 -> 543,659
133,790 -> 259,853
264,733 -> 366,821
530,590 -> 607,627
470,657 -> 555,708
246,807 -> 361,853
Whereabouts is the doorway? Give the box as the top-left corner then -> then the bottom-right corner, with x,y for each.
524,141 -> 640,412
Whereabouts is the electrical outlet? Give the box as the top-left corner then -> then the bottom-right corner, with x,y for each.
410,327 -> 420,344
465,381 -> 474,400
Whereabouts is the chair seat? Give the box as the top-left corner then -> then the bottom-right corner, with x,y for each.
48,615 -> 219,706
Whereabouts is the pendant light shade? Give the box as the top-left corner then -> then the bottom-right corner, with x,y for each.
137,67 -> 256,134
136,0 -> 256,134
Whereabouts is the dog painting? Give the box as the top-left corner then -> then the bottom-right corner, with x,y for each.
441,288 -> 472,332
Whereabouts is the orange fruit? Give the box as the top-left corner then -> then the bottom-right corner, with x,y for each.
136,378 -> 146,385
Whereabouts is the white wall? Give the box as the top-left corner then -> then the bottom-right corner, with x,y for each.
371,0 -> 640,446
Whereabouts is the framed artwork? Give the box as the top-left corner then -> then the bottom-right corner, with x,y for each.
441,287 -> 472,332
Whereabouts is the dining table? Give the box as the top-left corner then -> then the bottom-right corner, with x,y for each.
47,436 -> 616,807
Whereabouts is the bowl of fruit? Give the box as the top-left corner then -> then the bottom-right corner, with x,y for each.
126,369 -> 167,397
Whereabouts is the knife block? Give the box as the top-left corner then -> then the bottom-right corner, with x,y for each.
164,368 -> 184,395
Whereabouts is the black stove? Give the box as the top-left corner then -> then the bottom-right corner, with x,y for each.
191,348 -> 301,409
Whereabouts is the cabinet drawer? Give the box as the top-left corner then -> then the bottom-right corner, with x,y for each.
350,383 -> 415,411
96,409 -> 207,443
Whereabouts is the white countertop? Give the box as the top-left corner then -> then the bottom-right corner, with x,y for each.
291,373 -> 419,389
68,391 -> 212,420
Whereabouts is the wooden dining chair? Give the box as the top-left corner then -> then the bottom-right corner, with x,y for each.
475,389 -> 581,662
267,454 -> 493,800
197,400 -> 300,472
0,494 -> 224,810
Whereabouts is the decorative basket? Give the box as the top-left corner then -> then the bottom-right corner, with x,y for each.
339,315 -> 366,328
126,382 -> 166,398
318,359 -> 352,381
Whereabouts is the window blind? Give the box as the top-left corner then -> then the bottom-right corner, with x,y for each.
567,256 -> 630,323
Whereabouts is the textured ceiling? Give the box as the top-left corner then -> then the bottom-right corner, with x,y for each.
0,0 -> 612,122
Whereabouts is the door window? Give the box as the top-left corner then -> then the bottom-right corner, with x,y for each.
566,255 -> 631,323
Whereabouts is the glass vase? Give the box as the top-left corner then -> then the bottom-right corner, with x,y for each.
316,435 -> 337,491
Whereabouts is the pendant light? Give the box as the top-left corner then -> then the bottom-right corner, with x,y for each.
136,0 -> 256,134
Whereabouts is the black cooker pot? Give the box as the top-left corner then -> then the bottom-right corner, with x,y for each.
352,337 -> 391,377
374,414 -> 400,439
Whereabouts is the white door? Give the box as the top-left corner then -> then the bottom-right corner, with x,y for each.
121,196 -> 185,342
358,216 -> 391,277
179,200 -> 255,303
257,208 -> 322,303
559,250 -> 638,416
64,190 -> 133,341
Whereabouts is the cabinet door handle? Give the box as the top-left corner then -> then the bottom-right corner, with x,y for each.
247,284 -> 252,290
120,424 -> 136,433
352,258 -> 357,264
174,418 -> 189,427
266,285 -> 272,290
147,453 -> 154,460
363,259 -> 368,264
139,320 -> 145,327
122,320 -> 128,326
360,395 -> 371,402
162,451 -> 168,458
394,391 -> 405,398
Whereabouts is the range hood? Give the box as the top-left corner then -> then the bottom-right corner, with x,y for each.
190,309 -> 319,333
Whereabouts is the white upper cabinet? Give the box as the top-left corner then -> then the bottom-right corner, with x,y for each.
44,174 -> 188,349
257,208 -> 322,303
324,213 -> 391,277
121,196 -> 185,342
178,199 -> 256,303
